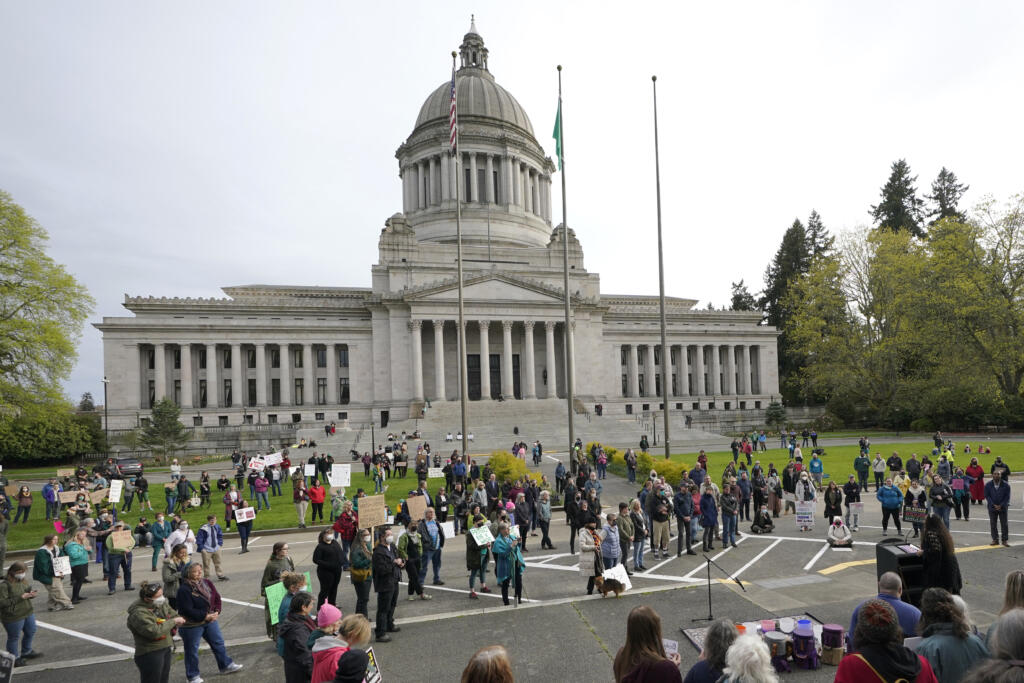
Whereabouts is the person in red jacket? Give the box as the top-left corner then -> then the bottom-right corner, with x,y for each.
834,599 -> 938,683
308,481 -> 327,524
332,500 -> 358,571
965,458 -> 985,504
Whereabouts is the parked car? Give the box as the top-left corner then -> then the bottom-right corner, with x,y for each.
115,456 -> 144,476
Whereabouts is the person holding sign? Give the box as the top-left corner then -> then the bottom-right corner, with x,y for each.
261,542 -> 295,639
493,522 -> 525,607
105,520 -> 136,594
348,530 -> 373,618
33,534 -> 74,611
294,480 -> 310,529
466,514 -> 492,599
905,480 -> 928,538
843,474 -> 862,531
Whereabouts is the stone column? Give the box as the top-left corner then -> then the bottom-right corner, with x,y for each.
545,321 -> 557,398
469,153 -> 478,202
433,320 -> 446,400
429,156 -> 439,205
643,345 -> 656,397
450,153 -> 459,200
522,321 -> 536,399
511,158 -> 520,206
709,344 -> 721,396
740,345 -> 751,395
410,320 -> 424,401
478,320 -> 491,399
326,344 -> 338,404
567,321 -> 576,395
153,343 -> 166,403
501,320 -> 514,398
504,156 -> 514,206
206,344 -> 219,408
253,343 -> 266,406
680,345 -> 690,396
416,161 -> 425,209
230,343 -> 242,407
693,345 -> 705,397
724,345 -> 735,395
628,344 -> 640,398
440,153 -> 450,201
303,344 -> 314,406
179,344 -> 193,408
757,345 -> 768,395
520,163 -> 527,212
279,344 -> 292,406
485,155 -> 494,202
524,168 -> 533,213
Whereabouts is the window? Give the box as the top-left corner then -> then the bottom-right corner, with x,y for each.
492,169 -> 500,203
315,412 -> 325,421
708,402 -> 716,410
173,349 -> 181,370
292,413 -> 302,424
477,168 -> 486,202
464,167 -> 472,201
247,378 -> 257,406
223,379 -> 232,406
675,403 -> 683,410
317,377 -> 327,404
724,401 -> 731,410
642,403 -> 650,412
654,346 -> 661,366
193,416 -> 203,427
739,401 -> 746,410
655,375 -> 661,396
671,373 -> 677,396
271,379 -> 280,406
268,414 -> 278,424
243,414 -> 253,424
218,415 -> 228,426
271,349 -> 280,369
247,349 -> 256,369
140,417 -> 151,428
339,378 -> 350,404
223,350 -> 232,369
621,374 -> 628,396
338,346 -> 349,367
294,378 -> 304,406
692,402 -> 700,410
316,347 -> 327,368
754,401 -> 762,409
338,411 -> 348,420
148,380 -> 155,408
294,349 -> 303,368
620,347 -> 628,365
199,380 -> 207,408
625,404 -> 633,415
173,380 -> 181,406
147,349 -> 155,370
198,349 -> 207,369
638,375 -> 645,396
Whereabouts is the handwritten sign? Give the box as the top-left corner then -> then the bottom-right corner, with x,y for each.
58,491 -> 79,504
234,507 -> 256,522
662,638 -> 679,657
406,495 -> 427,521
365,646 -> 382,683
111,530 -> 134,550
304,464 -> 317,476
56,468 -> 75,478
358,495 -> 387,529
951,478 -> 965,490
848,502 -> 864,514
265,581 -> 287,625
427,467 -> 444,479
469,525 -> 495,545
90,488 -> 109,504
903,505 -> 927,524
329,464 -> 351,488
440,521 -> 455,538
52,555 -> 71,576
248,458 -> 266,472
796,502 -> 815,528
109,480 -> 124,503
263,452 -> 283,466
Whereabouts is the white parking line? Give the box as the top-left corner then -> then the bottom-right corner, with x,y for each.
222,596 -> 264,609
802,543 -> 830,571
398,580 -> 533,602
36,620 -> 135,653
682,535 -> 748,580
733,538 -> 783,579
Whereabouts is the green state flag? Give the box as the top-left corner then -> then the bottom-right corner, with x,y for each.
552,99 -> 562,170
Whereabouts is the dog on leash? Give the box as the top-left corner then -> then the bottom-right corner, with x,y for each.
594,575 -> 625,598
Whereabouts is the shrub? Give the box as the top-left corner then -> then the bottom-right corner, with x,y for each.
487,451 -> 540,484
909,417 -> 936,432
607,448 -> 691,490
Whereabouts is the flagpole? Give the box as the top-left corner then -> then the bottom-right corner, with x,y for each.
652,75 -> 671,461
453,51 -> 469,458
557,65 -> 575,457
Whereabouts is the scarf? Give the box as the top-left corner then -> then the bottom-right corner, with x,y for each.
187,572 -> 212,603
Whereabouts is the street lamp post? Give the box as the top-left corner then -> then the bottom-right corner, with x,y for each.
102,377 -> 110,456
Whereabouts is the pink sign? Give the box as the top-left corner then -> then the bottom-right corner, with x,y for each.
951,478 -> 964,490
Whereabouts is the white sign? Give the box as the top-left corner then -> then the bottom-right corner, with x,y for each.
263,452 -> 283,466
602,562 -> 632,591
248,458 -> 266,472
469,525 -> 494,545
52,555 -> 71,576
304,464 -> 317,476
329,464 -> 351,488
440,521 -> 455,538
290,466 -> 303,476
108,479 -> 124,503
796,501 -> 816,528
234,507 -> 256,522
427,467 -> 444,479
662,638 -> 679,657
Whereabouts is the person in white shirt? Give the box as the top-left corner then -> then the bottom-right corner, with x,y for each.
827,516 -> 852,547
163,520 -> 196,558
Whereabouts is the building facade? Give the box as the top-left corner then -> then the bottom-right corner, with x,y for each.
96,23 -> 779,430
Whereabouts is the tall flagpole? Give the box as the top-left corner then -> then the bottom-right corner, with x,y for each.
557,65 -> 575,456
652,76 -> 671,460
452,51 -> 469,457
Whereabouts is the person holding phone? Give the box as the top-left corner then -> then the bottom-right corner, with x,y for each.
0,561 -> 41,667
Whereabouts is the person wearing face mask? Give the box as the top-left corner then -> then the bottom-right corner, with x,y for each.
127,581 -> 185,683
348,530 -> 373,617
371,529 -> 404,643
163,519 -> 196,559
828,516 -> 853,547
750,505 -> 774,534
577,510 -> 605,595
223,484 -> 242,532
0,561 -> 40,667
797,472 -> 817,532
278,591 -> 316,683
163,543 -> 189,610
33,534 -> 74,610
905,479 -> 927,538
313,528 -> 345,609
261,542 -> 295,639
150,513 -> 173,572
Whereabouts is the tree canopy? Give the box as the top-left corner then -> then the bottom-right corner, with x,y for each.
870,159 -> 926,238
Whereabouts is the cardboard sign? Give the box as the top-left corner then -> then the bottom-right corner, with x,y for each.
848,502 -> 864,514
951,478 -> 965,490
56,468 -> 75,478
406,495 -> 427,521
108,480 -> 124,503
52,555 -> 71,576
90,488 -> 109,504
427,467 -> 444,479
304,464 -> 317,476
266,572 -> 313,625
263,452 -> 283,466
164,482 -> 177,489
603,562 -> 632,591
469,525 -> 495,545
329,464 -> 351,488
58,491 -> 79,504
365,646 -> 382,683
111,530 -> 134,550
795,502 -> 815,528
358,495 -> 387,529
903,505 -> 927,524
234,507 -> 256,522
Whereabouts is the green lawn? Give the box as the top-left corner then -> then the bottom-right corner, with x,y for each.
3,468 -> 445,552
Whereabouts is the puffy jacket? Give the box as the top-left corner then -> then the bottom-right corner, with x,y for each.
877,485 -> 903,509
600,523 -> 621,558
673,491 -> 693,519
64,540 -> 90,567
700,493 -> 718,527
254,477 -> 269,493
126,598 -> 178,655
278,613 -> 315,683
310,634 -> 350,683
33,546 -> 63,585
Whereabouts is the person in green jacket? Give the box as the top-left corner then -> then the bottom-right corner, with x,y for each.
914,587 -> 989,682
104,520 -> 137,595
33,534 -> 74,611
0,561 -> 41,666
854,453 -> 871,491
0,511 -> 8,572
261,541 -> 295,639
149,513 -> 173,571
126,581 -> 185,683
64,530 -> 91,604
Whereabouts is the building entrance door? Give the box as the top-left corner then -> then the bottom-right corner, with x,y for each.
488,354 -> 501,399
467,354 -> 481,400
512,354 -> 522,399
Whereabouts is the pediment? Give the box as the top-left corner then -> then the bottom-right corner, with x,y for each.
403,273 -> 575,304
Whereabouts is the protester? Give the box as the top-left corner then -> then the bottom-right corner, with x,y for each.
33,534 -> 74,611
493,521 -> 525,606
921,514 -> 962,595
985,468 -> 1011,547
13,486 -> 32,524
719,633 -> 778,683
177,562 -> 243,682
127,582 -> 184,683
913,587 -> 988,683
64,529 -> 91,604
163,543 -> 189,610
309,610 -> 365,683
836,599 -> 938,683
700,484 -> 719,552
466,514 -> 492,599
682,619 -> 737,683
348,530 -> 373,618
279,591 -> 316,683
827,516 -> 852,547
629,499 -> 648,571
196,514 -> 228,581
372,529 -> 403,642
613,605 -> 682,682
163,519 -> 196,558
397,519 -> 431,602
105,520 -> 136,594
749,505 -> 774,534
966,457 -> 985,504
602,513 -> 622,569
295,480 -> 310,529
964,609 -> 1024,683
0,512 -> 8,571
332,501 -> 358,570
877,477 -> 903,536
850,572 -> 922,639
261,541 -> 296,639
578,511 -> 605,595
150,512 -> 173,571
309,479 -> 326,523
461,645 -> 515,683
0,562 -> 39,667
313,528 -> 346,608
277,572 -> 309,625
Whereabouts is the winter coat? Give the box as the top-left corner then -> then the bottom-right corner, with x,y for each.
914,622 -> 989,683
877,485 -> 903,510
310,634 -> 350,683
64,540 -> 90,567
617,513 -> 634,546
371,543 -> 401,593
600,523 -> 621,559
699,493 -> 718,527
577,527 -> 605,578
176,578 -> 222,627
278,612 -> 315,683
492,533 -> 524,584
126,597 -> 178,655
0,578 -> 33,623
332,512 -> 358,541
261,555 -> 296,594
33,546 -> 64,585
163,558 -> 186,599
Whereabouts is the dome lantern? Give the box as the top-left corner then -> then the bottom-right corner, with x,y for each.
459,15 -> 488,71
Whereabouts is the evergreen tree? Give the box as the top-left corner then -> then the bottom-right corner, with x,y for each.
925,167 -> 969,224
761,219 -> 809,330
78,392 -> 95,411
730,280 -> 758,311
805,210 -> 834,257
870,159 -> 926,238
140,398 -> 188,457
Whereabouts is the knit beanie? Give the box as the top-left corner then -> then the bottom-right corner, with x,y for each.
317,603 -> 342,627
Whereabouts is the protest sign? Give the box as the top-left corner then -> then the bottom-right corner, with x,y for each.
0,647 -> 14,683
951,478 -> 964,490
248,458 -> 266,472
603,562 -> 632,591
111,530 -> 134,550
365,646 -> 382,683
90,488 -> 109,504
469,525 -> 494,545
662,638 -> 679,658
440,521 -> 455,538
53,520 -> 64,534
903,505 -> 927,524
509,525 -> 520,539
266,572 -> 313,625
329,464 -> 351,488
56,468 -> 75,478
783,492 -> 797,503
52,556 -> 71,576
290,466 -> 303,476
234,507 -> 256,522
795,502 -> 815,528
304,464 -> 317,476
109,479 -> 124,503
58,491 -> 79,504
849,502 -> 864,514
406,495 -> 427,521
427,467 -> 444,479
164,482 -> 177,489
263,452 -> 283,466
358,495 -> 387,529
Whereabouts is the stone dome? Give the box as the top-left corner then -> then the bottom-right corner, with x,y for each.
414,72 -> 535,136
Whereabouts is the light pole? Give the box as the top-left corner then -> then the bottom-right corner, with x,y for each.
101,377 -> 110,456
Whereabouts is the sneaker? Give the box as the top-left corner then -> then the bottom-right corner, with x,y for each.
480,586 -> 491,593
22,651 -> 41,659
375,634 -> 392,643
219,663 -> 243,675
187,677 -> 204,683
991,540 -> 1000,545
420,594 -> 432,600
219,576 -> 229,581
1002,541 -> 1010,547
469,590 -> 479,599
433,580 -> 445,586
108,590 -> 116,595
408,596 -> 417,601
387,626 -> 401,633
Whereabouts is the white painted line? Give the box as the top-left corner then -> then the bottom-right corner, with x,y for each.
222,596 -> 264,609
733,538 -> 783,579
802,543 -> 830,571
527,552 -> 573,563
398,580 -> 533,602
858,524 -> 1024,537
36,619 -> 135,653
644,553 -> 676,574
681,535 -> 748,580
525,561 -> 579,572
740,533 -> 875,546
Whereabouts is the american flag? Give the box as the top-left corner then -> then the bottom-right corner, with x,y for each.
449,64 -> 457,153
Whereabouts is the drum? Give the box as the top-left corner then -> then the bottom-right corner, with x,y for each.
765,631 -> 789,658
792,626 -> 820,670
822,624 -> 844,649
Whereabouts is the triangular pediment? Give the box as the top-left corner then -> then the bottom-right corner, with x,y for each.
403,273 -> 577,304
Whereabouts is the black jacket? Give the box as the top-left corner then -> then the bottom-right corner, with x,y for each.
278,612 -> 314,683
312,539 -> 345,573
371,543 -> 401,593
416,519 -> 446,551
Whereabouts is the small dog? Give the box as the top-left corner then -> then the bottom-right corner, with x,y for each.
594,575 -> 625,598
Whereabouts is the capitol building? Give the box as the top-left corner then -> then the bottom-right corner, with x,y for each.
96,23 -> 779,431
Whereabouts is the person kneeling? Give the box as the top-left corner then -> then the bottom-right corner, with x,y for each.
827,516 -> 852,547
750,505 -> 774,534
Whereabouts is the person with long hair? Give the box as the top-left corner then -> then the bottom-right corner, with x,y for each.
0,561 -> 40,666
834,599 -> 938,683
126,582 -> 184,683
461,645 -> 514,683
719,633 -> 778,683
493,522 -> 525,607
261,541 -> 295,639
64,529 -> 91,604
577,510 -> 605,595
914,588 -> 988,682
396,519 -> 430,602
371,528 -> 403,642
963,608 -> 1024,683
987,569 -> 1024,648
921,514 -> 961,595
613,605 -> 682,682
348,529 -> 373,617
683,619 -> 737,683
312,528 -> 345,608
278,591 -> 316,683
176,562 -> 243,682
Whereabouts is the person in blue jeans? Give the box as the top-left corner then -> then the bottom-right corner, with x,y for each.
719,485 -> 739,548
176,562 -> 243,683
0,561 -> 41,667
417,508 -> 445,585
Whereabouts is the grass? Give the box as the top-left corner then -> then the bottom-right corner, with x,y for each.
4,467 -> 445,552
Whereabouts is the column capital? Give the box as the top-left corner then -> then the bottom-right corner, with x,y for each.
545,320 -> 557,332
432,319 -> 446,330
478,319 -> 490,330
523,320 -> 535,331
409,319 -> 423,331
501,320 -> 514,331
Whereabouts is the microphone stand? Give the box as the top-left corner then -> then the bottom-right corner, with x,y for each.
689,553 -> 746,624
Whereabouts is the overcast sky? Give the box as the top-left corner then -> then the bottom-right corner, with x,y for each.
2,1 -> 1023,402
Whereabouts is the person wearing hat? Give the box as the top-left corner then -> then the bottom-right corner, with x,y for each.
835,598 -> 937,682
371,528 -> 403,642
577,509 -> 605,595
466,514 -> 492,599
334,648 -> 371,683
33,534 -> 74,611
828,516 -> 853,547
126,581 -> 184,683
104,520 -> 136,595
